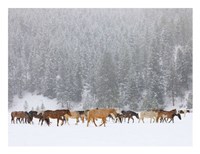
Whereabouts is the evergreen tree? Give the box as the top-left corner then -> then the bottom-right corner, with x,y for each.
96,52 -> 119,107
24,101 -> 28,111
41,103 -> 45,110
148,39 -> 165,107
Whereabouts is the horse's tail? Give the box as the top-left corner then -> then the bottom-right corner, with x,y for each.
11,112 -> 14,123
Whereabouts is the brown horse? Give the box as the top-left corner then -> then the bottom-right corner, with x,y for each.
11,111 -> 31,124
156,109 -> 181,123
41,109 -> 71,126
29,111 -> 50,125
87,108 -> 117,127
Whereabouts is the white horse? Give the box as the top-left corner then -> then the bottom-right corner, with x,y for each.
139,111 -> 158,123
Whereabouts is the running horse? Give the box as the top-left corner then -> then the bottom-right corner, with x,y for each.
41,109 -> 71,126
87,108 -> 117,127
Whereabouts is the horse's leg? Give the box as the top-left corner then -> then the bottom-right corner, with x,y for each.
164,117 -> 169,123
57,118 -> 59,126
61,117 -> 64,126
11,116 -> 14,124
39,118 -> 42,125
65,117 -> 70,125
81,116 -> 84,123
120,117 -> 123,123
75,118 -> 79,125
41,119 -> 43,126
103,118 -> 106,127
16,118 -> 20,124
131,116 -> 134,123
168,118 -> 172,123
156,116 -> 159,123
93,118 -> 98,127
87,117 -> 91,127
99,118 -> 106,127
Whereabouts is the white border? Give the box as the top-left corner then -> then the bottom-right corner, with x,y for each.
1,0 -> 199,154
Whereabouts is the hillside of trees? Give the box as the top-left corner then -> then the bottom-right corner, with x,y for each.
8,9 -> 192,110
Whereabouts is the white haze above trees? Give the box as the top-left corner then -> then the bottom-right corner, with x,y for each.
8,9 -> 192,110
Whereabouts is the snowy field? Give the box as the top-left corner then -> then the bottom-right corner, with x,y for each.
8,113 -> 192,146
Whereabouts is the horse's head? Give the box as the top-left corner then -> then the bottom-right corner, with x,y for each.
66,109 -> 72,116
135,113 -> 139,119
110,109 -> 117,117
25,112 -> 32,124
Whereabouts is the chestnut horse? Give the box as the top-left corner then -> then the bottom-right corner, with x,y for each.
87,108 -> 117,127
11,111 -> 31,124
41,109 -> 71,126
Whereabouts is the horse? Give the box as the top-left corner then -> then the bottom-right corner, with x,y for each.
178,109 -> 190,117
41,109 -> 71,126
115,113 -> 123,123
87,108 -> 117,127
156,109 -> 181,123
11,111 -> 31,124
28,111 -> 50,125
121,110 -> 139,123
139,111 -> 158,123
64,111 -> 85,125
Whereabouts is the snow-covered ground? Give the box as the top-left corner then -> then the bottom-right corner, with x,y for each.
8,93 -> 192,146
8,113 -> 192,146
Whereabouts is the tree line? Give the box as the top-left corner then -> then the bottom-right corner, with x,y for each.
8,9 -> 192,110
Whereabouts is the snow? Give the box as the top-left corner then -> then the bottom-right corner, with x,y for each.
8,113 -> 192,146
9,93 -> 192,146
10,92 -> 61,111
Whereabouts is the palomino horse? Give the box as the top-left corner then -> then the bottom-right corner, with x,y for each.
41,109 -> 71,126
64,111 -> 85,125
139,111 -> 158,123
156,109 -> 181,123
11,111 -> 31,124
87,108 -> 117,127
121,110 -> 139,123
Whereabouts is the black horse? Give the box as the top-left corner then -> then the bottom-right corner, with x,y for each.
121,110 -> 139,123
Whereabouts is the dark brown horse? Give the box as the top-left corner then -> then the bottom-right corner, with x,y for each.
41,109 -> 71,126
29,111 -> 50,125
115,113 -> 123,123
121,110 -> 139,123
11,111 -> 31,124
